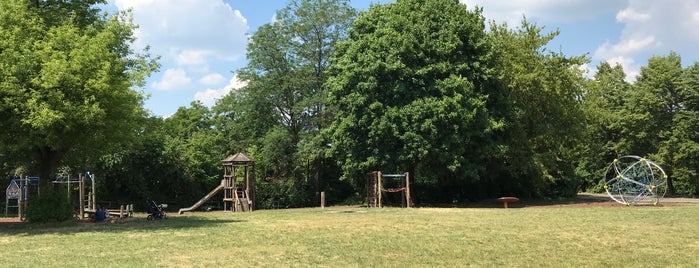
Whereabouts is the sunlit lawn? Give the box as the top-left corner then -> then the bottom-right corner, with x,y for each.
1,204 -> 698,267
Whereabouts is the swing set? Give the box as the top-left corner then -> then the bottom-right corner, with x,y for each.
367,171 -> 412,208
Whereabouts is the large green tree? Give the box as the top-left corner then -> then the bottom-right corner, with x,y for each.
221,0 -> 357,206
164,102 -> 224,189
664,62 -> 699,195
628,53 -> 699,195
580,53 -> 699,196
487,20 -> 588,197
577,62 -> 631,191
0,0 -> 158,188
327,0 -> 502,201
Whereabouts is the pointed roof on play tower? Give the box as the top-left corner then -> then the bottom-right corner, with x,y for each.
222,153 -> 255,166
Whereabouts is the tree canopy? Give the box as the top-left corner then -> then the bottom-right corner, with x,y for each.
0,0 -> 158,187
327,0 -> 502,200
2,0 -> 698,210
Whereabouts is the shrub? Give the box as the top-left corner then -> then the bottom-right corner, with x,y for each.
25,187 -> 74,223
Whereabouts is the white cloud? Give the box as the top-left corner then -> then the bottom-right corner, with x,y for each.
460,0 -> 626,25
113,0 -> 249,65
606,56 -> 637,81
176,50 -> 211,66
152,68 -> 191,90
593,0 -> 699,82
616,8 -> 649,22
577,63 -> 593,79
199,73 -> 225,86
194,74 -> 248,107
595,36 -> 656,58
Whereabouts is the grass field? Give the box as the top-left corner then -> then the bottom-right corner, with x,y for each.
1,203 -> 699,267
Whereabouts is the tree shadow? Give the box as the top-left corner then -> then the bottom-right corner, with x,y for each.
0,215 -> 246,236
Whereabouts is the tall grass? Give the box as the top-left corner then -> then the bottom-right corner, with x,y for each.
1,205 -> 698,267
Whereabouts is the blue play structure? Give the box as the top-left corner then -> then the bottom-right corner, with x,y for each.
4,176 -> 40,217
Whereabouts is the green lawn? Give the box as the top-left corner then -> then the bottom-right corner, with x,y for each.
2,204 -> 698,267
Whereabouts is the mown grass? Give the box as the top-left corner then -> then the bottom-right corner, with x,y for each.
1,204 -> 698,267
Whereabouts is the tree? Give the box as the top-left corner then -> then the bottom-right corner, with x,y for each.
620,53 -> 683,156
213,87 -> 276,153
327,0 -> 502,201
276,0 -> 357,199
621,53 -> 683,193
487,20 -> 588,197
0,0 -> 158,188
225,0 -> 357,206
668,62 -> 699,195
651,57 -> 699,196
164,102 -> 223,188
578,62 -> 630,191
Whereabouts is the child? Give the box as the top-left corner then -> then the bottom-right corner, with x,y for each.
94,206 -> 108,222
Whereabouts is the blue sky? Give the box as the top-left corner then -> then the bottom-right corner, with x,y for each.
109,0 -> 699,117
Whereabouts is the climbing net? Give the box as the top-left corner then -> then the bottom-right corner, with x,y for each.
604,155 -> 668,206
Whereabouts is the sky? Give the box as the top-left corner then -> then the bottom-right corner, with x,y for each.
107,0 -> 699,117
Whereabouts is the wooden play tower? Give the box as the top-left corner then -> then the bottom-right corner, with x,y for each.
222,153 -> 255,212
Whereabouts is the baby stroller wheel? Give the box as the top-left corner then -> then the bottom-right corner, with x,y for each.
147,214 -> 154,221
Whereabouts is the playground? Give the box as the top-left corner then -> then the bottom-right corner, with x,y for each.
3,153 -> 256,222
4,173 -> 134,222
2,152 -> 698,266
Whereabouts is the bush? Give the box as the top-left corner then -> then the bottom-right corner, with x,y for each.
256,178 -> 312,209
25,187 -> 74,223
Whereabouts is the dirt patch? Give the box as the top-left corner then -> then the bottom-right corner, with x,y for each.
419,193 -> 699,209
507,194 -> 699,208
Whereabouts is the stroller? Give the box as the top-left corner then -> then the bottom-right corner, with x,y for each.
146,200 -> 167,220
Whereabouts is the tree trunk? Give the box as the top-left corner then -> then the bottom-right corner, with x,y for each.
34,146 -> 65,193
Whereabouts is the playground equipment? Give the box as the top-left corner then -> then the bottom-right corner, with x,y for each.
53,173 -> 96,219
496,197 -> 519,208
367,171 -> 411,208
4,176 -> 39,219
5,173 -> 132,220
604,155 -> 668,206
179,153 -> 255,214
52,173 -> 133,220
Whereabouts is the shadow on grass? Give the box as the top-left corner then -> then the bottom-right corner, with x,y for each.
417,194 -> 616,209
0,215 -> 245,236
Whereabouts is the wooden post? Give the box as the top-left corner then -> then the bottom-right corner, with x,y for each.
18,177 -> 24,220
36,175 -> 39,199
370,173 -> 375,207
405,172 -> 411,208
245,166 -> 249,198
249,168 -> 255,211
120,205 -> 124,218
79,173 -> 85,218
377,171 -> 382,208
320,191 -> 325,209
370,172 -> 377,207
91,174 -> 96,212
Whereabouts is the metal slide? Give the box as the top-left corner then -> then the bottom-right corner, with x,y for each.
178,185 -> 223,214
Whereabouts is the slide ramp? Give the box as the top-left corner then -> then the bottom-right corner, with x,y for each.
178,185 -> 223,214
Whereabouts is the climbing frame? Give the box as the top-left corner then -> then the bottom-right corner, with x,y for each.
367,171 -> 411,208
